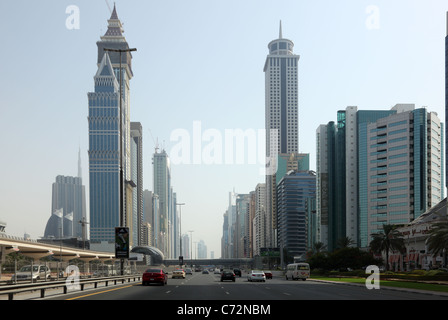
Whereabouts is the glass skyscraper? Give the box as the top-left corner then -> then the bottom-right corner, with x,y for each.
277,171 -> 316,259
88,5 -> 134,252
317,105 -> 444,251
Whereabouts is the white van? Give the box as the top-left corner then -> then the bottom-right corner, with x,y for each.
285,263 -> 310,281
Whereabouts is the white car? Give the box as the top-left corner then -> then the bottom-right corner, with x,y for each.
247,270 -> 266,282
172,269 -> 186,279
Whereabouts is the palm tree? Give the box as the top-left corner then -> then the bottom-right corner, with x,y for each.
313,242 -> 327,254
425,222 -> 448,267
336,237 -> 355,249
369,224 -> 406,271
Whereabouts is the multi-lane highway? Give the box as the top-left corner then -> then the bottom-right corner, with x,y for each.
37,270 -> 448,301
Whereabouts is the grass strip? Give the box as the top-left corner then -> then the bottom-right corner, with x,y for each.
311,276 -> 448,293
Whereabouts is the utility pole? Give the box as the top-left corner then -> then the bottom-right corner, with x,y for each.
176,203 -> 185,266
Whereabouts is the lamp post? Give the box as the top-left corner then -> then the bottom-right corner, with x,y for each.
188,230 -> 194,267
103,47 -> 136,275
176,202 -> 185,266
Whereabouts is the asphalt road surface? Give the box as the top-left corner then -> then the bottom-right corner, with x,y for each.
38,270 -> 448,301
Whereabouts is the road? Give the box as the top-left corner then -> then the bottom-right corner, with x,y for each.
38,270 -> 448,301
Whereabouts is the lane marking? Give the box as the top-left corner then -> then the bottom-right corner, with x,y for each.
65,284 -> 135,300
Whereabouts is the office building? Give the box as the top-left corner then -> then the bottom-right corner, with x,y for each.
88,5 -> 135,251
264,21 -> 300,248
316,104 -> 444,251
153,149 -> 172,257
130,122 -> 143,246
277,171 -> 316,259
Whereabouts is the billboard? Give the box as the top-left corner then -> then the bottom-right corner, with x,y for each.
115,227 -> 129,259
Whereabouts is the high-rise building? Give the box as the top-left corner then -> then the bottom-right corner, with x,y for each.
316,104 -> 444,251
88,5 -> 135,252
445,12 -> 448,189
153,149 -> 172,257
277,171 -> 316,259
44,175 -> 86,240
253,183 -> 266,257
131,122 -> 143,246
264,21 -> 300,249
366,107 -> 444,242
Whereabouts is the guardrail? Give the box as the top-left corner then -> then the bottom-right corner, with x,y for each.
0,274 -> 142,300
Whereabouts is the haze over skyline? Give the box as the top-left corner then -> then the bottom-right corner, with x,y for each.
0,1 -> 447,257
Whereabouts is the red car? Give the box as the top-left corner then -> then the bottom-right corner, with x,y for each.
264,271 -> 273,279
142,268 -> 168,286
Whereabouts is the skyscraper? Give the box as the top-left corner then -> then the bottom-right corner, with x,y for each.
43,150 -> 86,240
131,122 -> 143,246
88,5 -> 135,252
316,104 -> 444,251
153,149 -> 171,257
264,21 -> 300,248
277,171 -> 316,259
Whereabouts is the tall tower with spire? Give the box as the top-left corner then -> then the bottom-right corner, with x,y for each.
88,5 -> 135,252
264,21 -> 300,248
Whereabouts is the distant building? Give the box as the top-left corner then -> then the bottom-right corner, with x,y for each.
277,171 -> 316,259
43,175 -> 86,239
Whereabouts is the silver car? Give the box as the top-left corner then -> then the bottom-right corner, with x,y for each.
11,265 -> 51,282
247,270 -> 266,282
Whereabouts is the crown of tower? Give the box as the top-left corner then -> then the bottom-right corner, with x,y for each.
101,3 -> 125,41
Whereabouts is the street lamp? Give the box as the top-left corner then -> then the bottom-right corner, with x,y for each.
103,47 -> 136,275
176,202 -> 185,265
188,230 -> 194,266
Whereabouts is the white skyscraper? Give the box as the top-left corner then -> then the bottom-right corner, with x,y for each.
264,21 -> 300,248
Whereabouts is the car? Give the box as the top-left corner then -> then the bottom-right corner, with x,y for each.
11,265 -> 51,282
264,271 -> 273,279
185,268 -> 193,275
142,268 -> 168,286
214,268 -> 221,274
247,270 -> 266,282
233,268 -> 242,277
220,269 -> 236,282
172,269 -> 186,279
202,269 -> 209,274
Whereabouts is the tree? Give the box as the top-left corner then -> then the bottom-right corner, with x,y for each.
425,222 -> 448,267
336,237 -> 355,249
369,224 -> 406,271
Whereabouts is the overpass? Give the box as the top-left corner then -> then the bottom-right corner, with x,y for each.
163,258 -> 255,268
0,234 -> 117,263
0,237 -> 257,269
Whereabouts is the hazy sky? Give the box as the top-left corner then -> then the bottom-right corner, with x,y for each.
0,0 -> 447,257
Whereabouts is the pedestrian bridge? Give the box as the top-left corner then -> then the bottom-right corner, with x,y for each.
131,246 -> 254,267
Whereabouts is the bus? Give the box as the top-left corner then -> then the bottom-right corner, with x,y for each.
285,263 -> 310,281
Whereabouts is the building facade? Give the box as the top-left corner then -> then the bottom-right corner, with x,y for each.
88,5 -> 135,252
316,104 -> 444,252
277,171 -> 316,259
44,175 -> 86,240
264,22 -> 300,249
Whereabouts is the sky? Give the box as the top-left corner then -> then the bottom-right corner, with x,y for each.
0,0 -> 447,258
